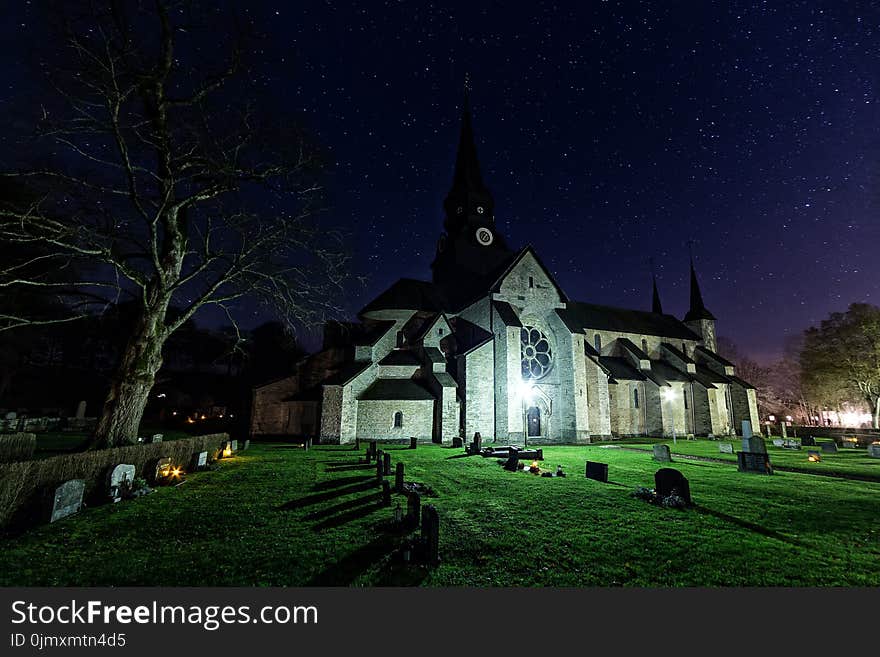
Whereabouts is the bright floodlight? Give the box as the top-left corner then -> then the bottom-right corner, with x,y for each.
661,388 -> 676,402
517,379 -> 536,404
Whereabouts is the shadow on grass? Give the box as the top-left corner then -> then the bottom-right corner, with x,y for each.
445,453 -> 474,460
311,502 -> 384,531
276,481 -> 376,511
306,492 -> 381,521
305,534 -> 429,586
312,475 -> 373,491
693,505 -> 805,547
325,463 -> 375,472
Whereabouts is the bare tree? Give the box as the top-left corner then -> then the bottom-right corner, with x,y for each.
0,1 -> 347,446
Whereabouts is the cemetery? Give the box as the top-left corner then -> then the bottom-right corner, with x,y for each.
0,435 -> 878,587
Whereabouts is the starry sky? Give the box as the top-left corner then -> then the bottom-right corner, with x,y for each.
4,1 -> 880,362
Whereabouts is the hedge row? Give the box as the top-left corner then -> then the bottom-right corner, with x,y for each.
0,433 -> 229,529
0,433 -> 37,463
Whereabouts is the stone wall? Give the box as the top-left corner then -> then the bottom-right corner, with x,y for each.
460,340 -> 495,441
355,399 -> 434,442
251,376 -> 299,435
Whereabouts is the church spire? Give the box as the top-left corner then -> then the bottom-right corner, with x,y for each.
443,78 -> 494,230
651,273 -> 663,314
684,256 -> 716,321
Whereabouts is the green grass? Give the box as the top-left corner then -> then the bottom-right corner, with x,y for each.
1,442 -> 879,586
619,436 -> 880,479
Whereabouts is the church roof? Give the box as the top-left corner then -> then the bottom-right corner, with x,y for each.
360,278 -> 447,315
651,360 -> 692,383
728,375 -> 756,390
492,300 -> 522,327
357,378 -> 435,401
695,345 -> 734,368
378,349 -> 421,366
660,342 -> 695,364
598,356 -> 646,381
694,363 -> 729,384
322,361 -> 371,386
557,302 -> 701,340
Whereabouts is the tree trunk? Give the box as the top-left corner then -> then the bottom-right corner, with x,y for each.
93,302 -> 170,448
873,396 -> 880,430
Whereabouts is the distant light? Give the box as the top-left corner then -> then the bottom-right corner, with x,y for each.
157,393 -> 167,399
768,415 -> 776,421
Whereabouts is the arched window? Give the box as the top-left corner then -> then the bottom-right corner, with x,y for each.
633,388 -> 640,409
641,338 -> 649,354
396,331 -> 405,347
594,334 -> 602,352
393,411 -> 403,428
683,389 -> 689,409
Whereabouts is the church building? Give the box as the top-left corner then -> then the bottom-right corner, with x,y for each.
250,99 -> 760,444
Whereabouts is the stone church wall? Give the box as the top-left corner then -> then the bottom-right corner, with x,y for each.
250,376 -> 299,435
355,399 -> 434,442
460,340 -> 495,441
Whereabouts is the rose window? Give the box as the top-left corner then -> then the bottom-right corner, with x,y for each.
520,326 -> 553,380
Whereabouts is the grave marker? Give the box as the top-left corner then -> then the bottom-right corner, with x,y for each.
420,504 -> 440,566
395,463 -> 405,492
654,468 -> 691,505
719,442 -> 734,454
376,450 -> 385,482
737,451 -> 773,475
152,457 -> 173,484
108,464 -> 135,502
50,479 -> 85,522
409,436 -> 417,450
383,452 -> 392,476
452,436 -> 463,448
585,461 -> 609,483
652,444 -> 672,463
241,439 -> 250,451
189,451 -> 208,471
741,420 -> 753,439
743,436 -> 768,454
151,433 -> 164,444
868,444 -> 880,458
75,400 -> 87,420
230,439 -> 238,452
821,441 -> 838,454
381,480 -> 391,506
503,447 -> 520,471
407,491 -> 421,528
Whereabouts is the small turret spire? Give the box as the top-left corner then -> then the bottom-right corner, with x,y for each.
684,254 -> 716,321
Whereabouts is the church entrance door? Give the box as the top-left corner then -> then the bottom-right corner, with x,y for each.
526,406 -> 541,437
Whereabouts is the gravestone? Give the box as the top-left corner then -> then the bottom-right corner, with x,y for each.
802,435 -> 816,447
654,468 -> 691,505
376,451 -> 385,481
503,447 -> 520,471
50,479 -> 85,522
409,436 -> 417,450
241,439 -> 250,451
652,444 -> 672,463
821,441 -> 838,454
189,450 -> 208,471
473,432 -> 482,451
75,400 -> 87,420
365,447 -> 372,463
452,436 -> 463,448
743,436 -> 767,454
381,480 -> 391,506
741,420 -> 753,439
395,462 -> 405,492
585,461 -> 609,483
383,452 -> 392,476
868,444 -> 880,458
772,439 -> 784,447
355,437 -> 360,451
420,504 -> 440,566
783,439 -> 801,450
152,457 -> 173,484
737,451 -> 773,475
407,491 -> 421,528
719,442 -> 734,454
108,464 -> 135,502
230,439 -> 238,451
151,433 -> 163,444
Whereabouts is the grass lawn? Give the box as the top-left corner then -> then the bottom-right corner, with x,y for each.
619,436 -> 880,480
1,441 -> 879,586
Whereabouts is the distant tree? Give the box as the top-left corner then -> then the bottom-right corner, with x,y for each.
800,303 -> 880,429
0,2 -> 347,446
242,321 -> 307,384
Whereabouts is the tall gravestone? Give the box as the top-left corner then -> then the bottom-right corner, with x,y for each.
652,444 -> 672,462
383,452 -> 392,476
381,480 -> 391,506
395,463 -> 405,492
407,491 -> 421,528
75,400 -> 87,420
472,432 -> 482,453
737,451 -> 773,475
741,420 -> 753,439
190,451 -> 208,471
868,444 -> 880,458
654,468 -> 691,505
742,435 -> 767,454
585,461 -> 609,483
375,450 -> 385,482
420,504 -> 440,566
50,479 -> 85,522
409,436 -> 417,450
108,464 -> 135,502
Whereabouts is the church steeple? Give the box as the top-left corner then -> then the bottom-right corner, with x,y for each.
684,258 -> 715,321
442,81 -> 494,234
651,274 -> 664,315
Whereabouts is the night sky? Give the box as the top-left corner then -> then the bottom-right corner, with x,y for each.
4,1 -> 880,362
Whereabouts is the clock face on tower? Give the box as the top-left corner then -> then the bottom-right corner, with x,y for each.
475,226 -> 494,246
